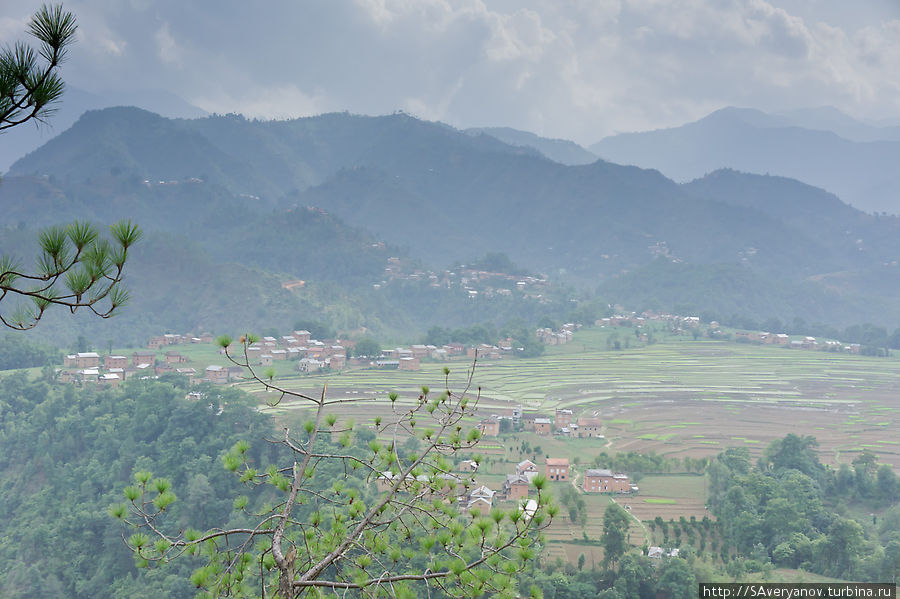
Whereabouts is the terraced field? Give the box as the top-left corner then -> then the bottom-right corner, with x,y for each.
241,330 -> 900,468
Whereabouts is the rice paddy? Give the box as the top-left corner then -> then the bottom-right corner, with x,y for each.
239,330 -> 900,470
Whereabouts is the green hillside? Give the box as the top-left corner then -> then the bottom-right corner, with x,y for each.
6,107 -> 900,337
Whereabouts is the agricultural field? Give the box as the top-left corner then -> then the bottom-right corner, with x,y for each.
235,329 -> 900,470
616,474 -> 710,522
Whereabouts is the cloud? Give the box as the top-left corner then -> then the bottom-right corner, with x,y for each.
193,84 -> 329,120
7,0 -> 900,143
0,16 -> 30,42
155,23 -> 180,66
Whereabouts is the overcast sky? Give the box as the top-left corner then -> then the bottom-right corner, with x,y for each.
3,0 -> 900,144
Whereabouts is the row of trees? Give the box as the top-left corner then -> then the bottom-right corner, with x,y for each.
713,315 -> 900,353
424,320 -> 545,358
590,451 -> 691,478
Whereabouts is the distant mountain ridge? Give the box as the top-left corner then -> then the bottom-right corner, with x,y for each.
6,106 -> 900,336
775,106 -> 900,143
0,87 -> 206,174
464,127 -> 598,165
591,106 -> 900,214
11,107 -> 544,202
8,107 -> 845,277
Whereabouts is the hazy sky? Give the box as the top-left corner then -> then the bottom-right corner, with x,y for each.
3,0 -> 900,144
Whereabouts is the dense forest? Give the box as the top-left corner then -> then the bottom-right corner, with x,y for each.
708,437 -> 899,580
0,374 -> 276,598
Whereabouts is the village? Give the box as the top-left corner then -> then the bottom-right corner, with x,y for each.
55,308 -> 874,389
378,257 -> 552,301
377,405 -> 638,518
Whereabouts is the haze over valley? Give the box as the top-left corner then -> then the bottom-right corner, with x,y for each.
1,2 -> 899,597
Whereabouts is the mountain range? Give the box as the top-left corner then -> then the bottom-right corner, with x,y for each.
0,86 -> 207,175
591,106 -> 900,214
4,106 -> 900,344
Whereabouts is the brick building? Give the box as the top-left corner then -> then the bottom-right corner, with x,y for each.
583,469 -> 632,493
555,408 -> 573,429
516,460 -> 539,481
104,355 -> 128,370
501,474 -> 530,501
576,417 -> 603,438
545,458 -> 569,481
478,418 -> 500,437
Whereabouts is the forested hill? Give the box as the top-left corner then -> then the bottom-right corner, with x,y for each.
9,107 -> 890,279
0,175 -> 396,345
683,169 -> 900,268
6,107 -> 900,334
9,107 -> 536,203
0,375 -> 277,599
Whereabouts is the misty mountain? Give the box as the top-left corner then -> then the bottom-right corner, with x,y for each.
464,127 -> 599,165
591,107 -> 900,214
682,169 -> 900,265
10,108 -> 537,203
775,106 -> 900,143
6,107 -> 900,335
290,156 -> 848,282
8,107 -> 850,278
0,87 -> 206,174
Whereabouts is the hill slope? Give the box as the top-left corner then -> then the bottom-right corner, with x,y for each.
6,107 -> 900,334
464,126 -> 598,165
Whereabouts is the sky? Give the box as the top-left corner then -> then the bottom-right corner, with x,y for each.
3,0 -> 900,145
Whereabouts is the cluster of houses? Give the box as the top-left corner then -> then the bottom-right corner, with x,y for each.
234,331 -> 352,373
509,457 -> 637,498
147,332 -> 215,350
141,177 -> 204,188
598,310 -> 867,354
596,312 -> 701,333
730,329 -> 863,353
374,343 -> 458,371
373,453 -> 634,519
238,333 -> 522,374
478,407 -> 605,439
57,350 -> 231,387
536,323 -> 579,345
375,338 -> 521,370
54,323 -> 561,389
377,257 -> 551,301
